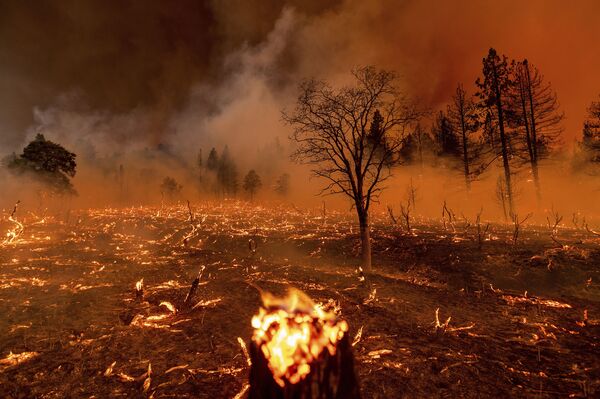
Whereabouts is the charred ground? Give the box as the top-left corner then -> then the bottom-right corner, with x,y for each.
0,202 -> 599,398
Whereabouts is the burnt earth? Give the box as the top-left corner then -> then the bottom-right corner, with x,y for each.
0,201 -> 599,398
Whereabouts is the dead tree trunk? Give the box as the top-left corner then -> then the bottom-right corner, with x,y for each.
460,116 -> 471,191
517,70 -> 540,205
248,334 -> 361,399
524,60 -> 542,204
491,60 -> 515,216
357,209 -> 372,273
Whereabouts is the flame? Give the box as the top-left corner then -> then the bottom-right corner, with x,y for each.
2,215 -> 24,246
251,288 -> 348,387
159,301 -> 177,313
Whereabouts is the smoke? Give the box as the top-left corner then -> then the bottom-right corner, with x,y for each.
169,7 -> 297,159
1,0 -> 599,218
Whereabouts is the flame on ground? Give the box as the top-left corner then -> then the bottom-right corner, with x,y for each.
251,288 -> 348,387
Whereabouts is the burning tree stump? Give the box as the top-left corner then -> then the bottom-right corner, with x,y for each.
248,289 -> 361,399
249,334 -> 360,399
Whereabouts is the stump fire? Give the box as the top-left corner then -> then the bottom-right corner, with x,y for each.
2,2 -> 600,397
248,289 -> 361,398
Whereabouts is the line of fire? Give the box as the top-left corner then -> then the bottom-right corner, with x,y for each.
1,1 -> 599,398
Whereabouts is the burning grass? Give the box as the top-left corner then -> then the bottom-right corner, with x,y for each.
0,201 -> 599,398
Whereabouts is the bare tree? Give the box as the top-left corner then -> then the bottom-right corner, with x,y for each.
511,212 -> 532,246
284,67 -> 421,271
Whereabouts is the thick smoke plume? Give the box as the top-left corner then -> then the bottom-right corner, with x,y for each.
1,0 -> 599,219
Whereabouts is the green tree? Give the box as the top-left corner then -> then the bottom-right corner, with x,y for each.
243,169 -> 262,200
7,134 -> 77,195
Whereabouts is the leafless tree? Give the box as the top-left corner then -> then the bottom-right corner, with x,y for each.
441,200 -> 456,232
387,205 -> 398,226
406,178 -> 417,210
546,207 -> 563,246
511,212 -> 532,246
475,208 -> 489,249
400,201 -> 411,233
284,66 -> 422,271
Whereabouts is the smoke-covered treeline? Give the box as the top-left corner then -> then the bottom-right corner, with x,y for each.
1,1 -> 599,220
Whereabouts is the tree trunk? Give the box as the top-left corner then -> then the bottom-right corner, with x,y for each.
524,60 -> 542,204
517,74 -> 541,206
531,162 -> 541,204
459,110 -> 471,191
358,210 -> 372,272
491,60 -> 515,216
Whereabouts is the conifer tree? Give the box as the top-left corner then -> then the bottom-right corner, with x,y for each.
476,48 -> 516,217
243,169 -> 262,200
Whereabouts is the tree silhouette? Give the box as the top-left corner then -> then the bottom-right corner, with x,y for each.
433,110 -> 461,158
197,149 -> 203,170
446,84 -> 486,190
206,148 -> 219,171
196,148 -> 204,187
511,59 -> 563,202
217,146 -> 238,197
398,124 -> 435,168
243,169 -> 262,200
476,48 -> 516,217
284,66 -> 421,271
577,96 -> 600,175
7,134 -> 77,195
160,176 -> 182,199
274,173 -> 290,196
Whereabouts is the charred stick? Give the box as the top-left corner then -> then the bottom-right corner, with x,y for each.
184,266 -> 205,307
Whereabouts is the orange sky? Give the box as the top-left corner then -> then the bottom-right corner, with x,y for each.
1,0 -> 599,151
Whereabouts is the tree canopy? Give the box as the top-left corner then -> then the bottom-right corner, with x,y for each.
7,134 -> 77,195
284,66 -> 422,271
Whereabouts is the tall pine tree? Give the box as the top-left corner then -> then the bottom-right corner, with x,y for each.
578,96 -> 600,175
511,59 -> 563,202
476,48 -> 516,217
446,84 -> 486,190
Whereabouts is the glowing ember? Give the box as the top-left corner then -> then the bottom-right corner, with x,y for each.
251,288 -> 348,387
0,351 -> 38,371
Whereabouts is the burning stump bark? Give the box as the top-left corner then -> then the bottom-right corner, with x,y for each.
248,289 -> 361,399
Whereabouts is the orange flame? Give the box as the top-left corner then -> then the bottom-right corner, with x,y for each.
251,288 -> 348,387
